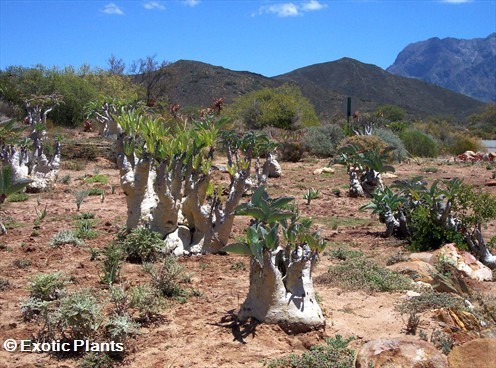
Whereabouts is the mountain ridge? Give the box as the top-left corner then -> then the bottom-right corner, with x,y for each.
387,33 -> 496,103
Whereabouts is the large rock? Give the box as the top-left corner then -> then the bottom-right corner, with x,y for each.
387,261 -> 437,284
448,338 -> 496,368
355,337 -> 448,368
434,243 -> 493,281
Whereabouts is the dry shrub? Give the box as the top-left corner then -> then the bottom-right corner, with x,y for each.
337,135 -> 388,153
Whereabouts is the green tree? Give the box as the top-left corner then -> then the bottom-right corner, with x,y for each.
227,84 -> 319,130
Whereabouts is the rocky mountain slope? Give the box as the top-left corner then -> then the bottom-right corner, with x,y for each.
387,33 -> 496,103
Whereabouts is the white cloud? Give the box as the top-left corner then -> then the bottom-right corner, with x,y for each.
263,3 -> 300,17
101,3 -> 124,15
440,0 -> 473,3
183,0 -> 200,7
258,1 -> 327,17
100,3 -> 124,15
301,0 -> 327,11
143,1 -> 165,10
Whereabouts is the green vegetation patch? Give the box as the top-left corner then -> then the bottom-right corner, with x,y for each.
316,256 -> 412,292
265,335 -> 355,368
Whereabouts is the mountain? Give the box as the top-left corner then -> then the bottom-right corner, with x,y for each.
387,33 -> 496,103
158,60 -> 281,108
274,57 -> 484,119
150,58 -> 485,120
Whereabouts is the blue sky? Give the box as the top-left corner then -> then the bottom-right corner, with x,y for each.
1,0 -> 495,77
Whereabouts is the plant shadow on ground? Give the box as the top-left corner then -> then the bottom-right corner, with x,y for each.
213,309 -> 259,344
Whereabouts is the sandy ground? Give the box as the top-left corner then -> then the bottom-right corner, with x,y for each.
1,133 -> 495,367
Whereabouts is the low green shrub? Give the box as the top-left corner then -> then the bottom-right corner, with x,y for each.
119,228 -> 164,263
400,129 -> 439,157
49,229 -> 84,247
374,128 -> 408,162
303,124 -> 345,157
316,256 -> 412,292
7,192 -> 29,202
265,335 -> 355,368
280,140 -> 306,162
143,256 -> 186,298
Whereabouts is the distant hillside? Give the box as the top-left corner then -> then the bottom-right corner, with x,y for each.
145,58 -> 485,120
157,60 -> 281,108
387,34 -> 496,103
274,57 -> 485,119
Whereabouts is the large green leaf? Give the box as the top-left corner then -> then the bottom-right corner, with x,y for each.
222,242 -> 251,256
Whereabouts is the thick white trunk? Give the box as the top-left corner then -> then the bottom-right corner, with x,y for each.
238,249 -> 325,333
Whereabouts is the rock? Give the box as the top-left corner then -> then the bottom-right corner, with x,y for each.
313,167 -> 335,175
355,337 -> 448,368
448,338 -> 496,368
435,243 -> 492,281
162,225 -> 192,256
431,265 -> 470,295
409,252 -> 435,264
387,261 -> 437,284
484,180 -> 496,187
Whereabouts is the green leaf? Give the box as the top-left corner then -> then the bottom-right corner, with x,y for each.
271,196 -> 294,209
222,242 -> 251,256
251,185 -> 266,206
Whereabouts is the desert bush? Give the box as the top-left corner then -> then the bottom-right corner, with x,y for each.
316,256 -> 412,292
374,128 -> 408,162
119,227 -> 164,263
396,291 -> 465,315
105,313 -> 140,345
27,272 -> 66,301
265,335 -> 355,368
56,289 -> 104,340
7,192 -> 29,202
303,124 -> 345,157
100,242 -> 125,286
280,140 -> 306,162
400,129 -> 439,157
408,205 -> 464,251
49,229 -> 84,247
129,284 -> 164,320
75,219 -> 99,239
84,174 -> 109,185
445,132 -> 484,155
337,135 -> 388,154
77,352 -> 114,368
143,256 -> 186,298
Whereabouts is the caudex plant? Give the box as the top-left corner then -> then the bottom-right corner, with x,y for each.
361,177 -> 496,269
0,94 -> 62,193
104,104 -> 281,255
335,144 -> 395,198
0,165 -> 33,234
223,186 -> 326,333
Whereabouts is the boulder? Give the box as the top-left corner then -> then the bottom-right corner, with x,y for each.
435,243 -> 492,281
448,338 -> 496,368
409,252 -> 435,264
355,337 -> 447,368
387,261 -> 437,284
